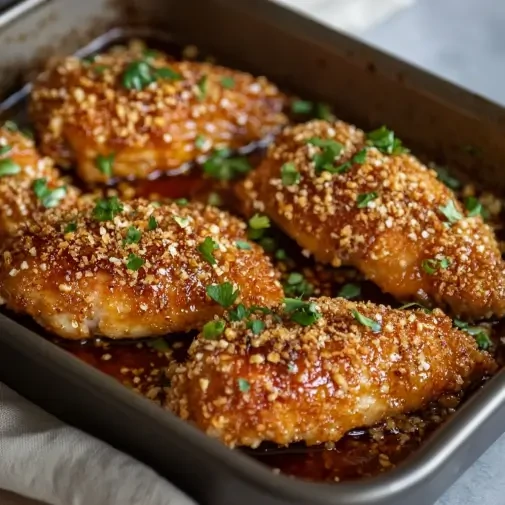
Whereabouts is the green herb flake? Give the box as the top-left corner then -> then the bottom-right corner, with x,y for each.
95,153 -> 115,177
124,226 -> 142,245
0,145 -> 12,156
248,214 -> 270,240
154,67 -> 183,81
454,320 -> 492,350
306,137 -> 344,173
3,120 -> 18,132
366,126 -> 408,155
434,166 -> 460,190
173,215 -> 190,228
122,60 -> 153,90
283,272 -> 313,298
148,338 -> 170,352
202,320 -> 226,340
259,236 -> 276,252
195,134 -> 206,150
174,198 -> 188,206
247,319 -> 265,335
421,257 -> 451,275
207,192 -> 222,207
237,378 -> 250,393
315,103 -> 333,120
287,362 -> 297,373
206,282 -> 240,308
356,192 -> 378,208
93,65 -> 108,75
92,196 -> 124,222
220,76 -> 235,89
203,149 -> 251,180
197,74 -> 208,100
64,222 -> 77,234
291,100 -> 313,114
281,162 -> 300,186
465,196 -> 483,218
143,49 -> 160,61
275,249 -> 287,261
235,240 -> 252,250
228,303 -> 248,322
198,237 -> 219,265
439,199 -> 463,224
338,283 -> 361,299
0,158 -> 21,177
352,309 -> 381,332
32,178 -> 67,208
398,302 -> 431,313
283,298 -> 321,326
126,253 -> 145,271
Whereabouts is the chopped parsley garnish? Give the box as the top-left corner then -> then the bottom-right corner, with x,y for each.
283,298 -> 321,326
0,158 -> 20,177
366,126 -> 408,155
92,196 -> 124,221
333,149 -> 367,174
198,237 -> 219,265
148,215 -> 158,230
174,198 -> 188,206
275,249 -> 287,260
291,100 -> 313,114
356,192 -> 378,208
258,236 -> 276,252
421,257 -> 451,275
124,226 -> 142,245
352,309 -> 381,332
248,214 -> 270,240
143,48 -> 160,61
206,282 -> 240,308
439,200 -> 463,224
220,76 -> 235,89
306,137 -> 344,173
464,196 -> 483,218
64,222 -> 77,234
122,60 -> 181,90
247,319 -> 265,335
454,320 -> 492,350
3,120 -> 18,132
197,74 -> 208,99
32,178 -> 67,208
126,253 -> 144,271
95,153 -> 115,177
203,148 -> 251,180
207,192 -> 222,207
228,303 -> 248,321
283,272 -> 313,298
148,338 -> 170,352
173,215 -> 190,228
202,320 -> 226,340
237,378 -> 250,393
398,302 -> 431,313
338,283 -> 361,299
281,162 -> 300,186
93,65 -> 108,75
287,362 -> 298,373
235,240 -> 252,250
315,103 -> 333,120
0,145 -> 12,155
195,135 -> 206,150
434,165 -> 460,190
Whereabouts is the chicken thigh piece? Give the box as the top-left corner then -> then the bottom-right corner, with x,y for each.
167,297 -> 496,448
0,125 -> 78,236
237,120 -> 505,319
0,198 -> 282,339
30,47 -> 287,183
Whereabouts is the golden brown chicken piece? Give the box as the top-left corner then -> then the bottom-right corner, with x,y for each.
237,120 -> 505,319
167,297 -> 495,448
30,47 -> 287,183
0,198 -> 282,340
0,125 -> 78,236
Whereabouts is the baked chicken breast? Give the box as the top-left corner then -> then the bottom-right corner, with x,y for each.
30,47 -> 287,183
167,297 -> 495,448
0,198 -> 282,339
237,120 -> 505,319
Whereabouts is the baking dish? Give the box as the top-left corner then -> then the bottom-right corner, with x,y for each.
1,1 -> 505,504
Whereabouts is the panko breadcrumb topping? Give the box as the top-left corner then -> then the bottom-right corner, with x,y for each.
0,198 -> 282,339
30,46 -> 287,182
236,120 -> 505,319
166,297 -> 496,448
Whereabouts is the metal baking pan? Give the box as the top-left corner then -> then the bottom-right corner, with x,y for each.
1,1 -> 505,504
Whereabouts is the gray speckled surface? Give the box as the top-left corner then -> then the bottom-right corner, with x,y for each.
360,1 -> 505,503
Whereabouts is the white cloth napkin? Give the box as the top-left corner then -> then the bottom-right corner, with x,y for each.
0,383 -> 196,505
273,0 -> 415,33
